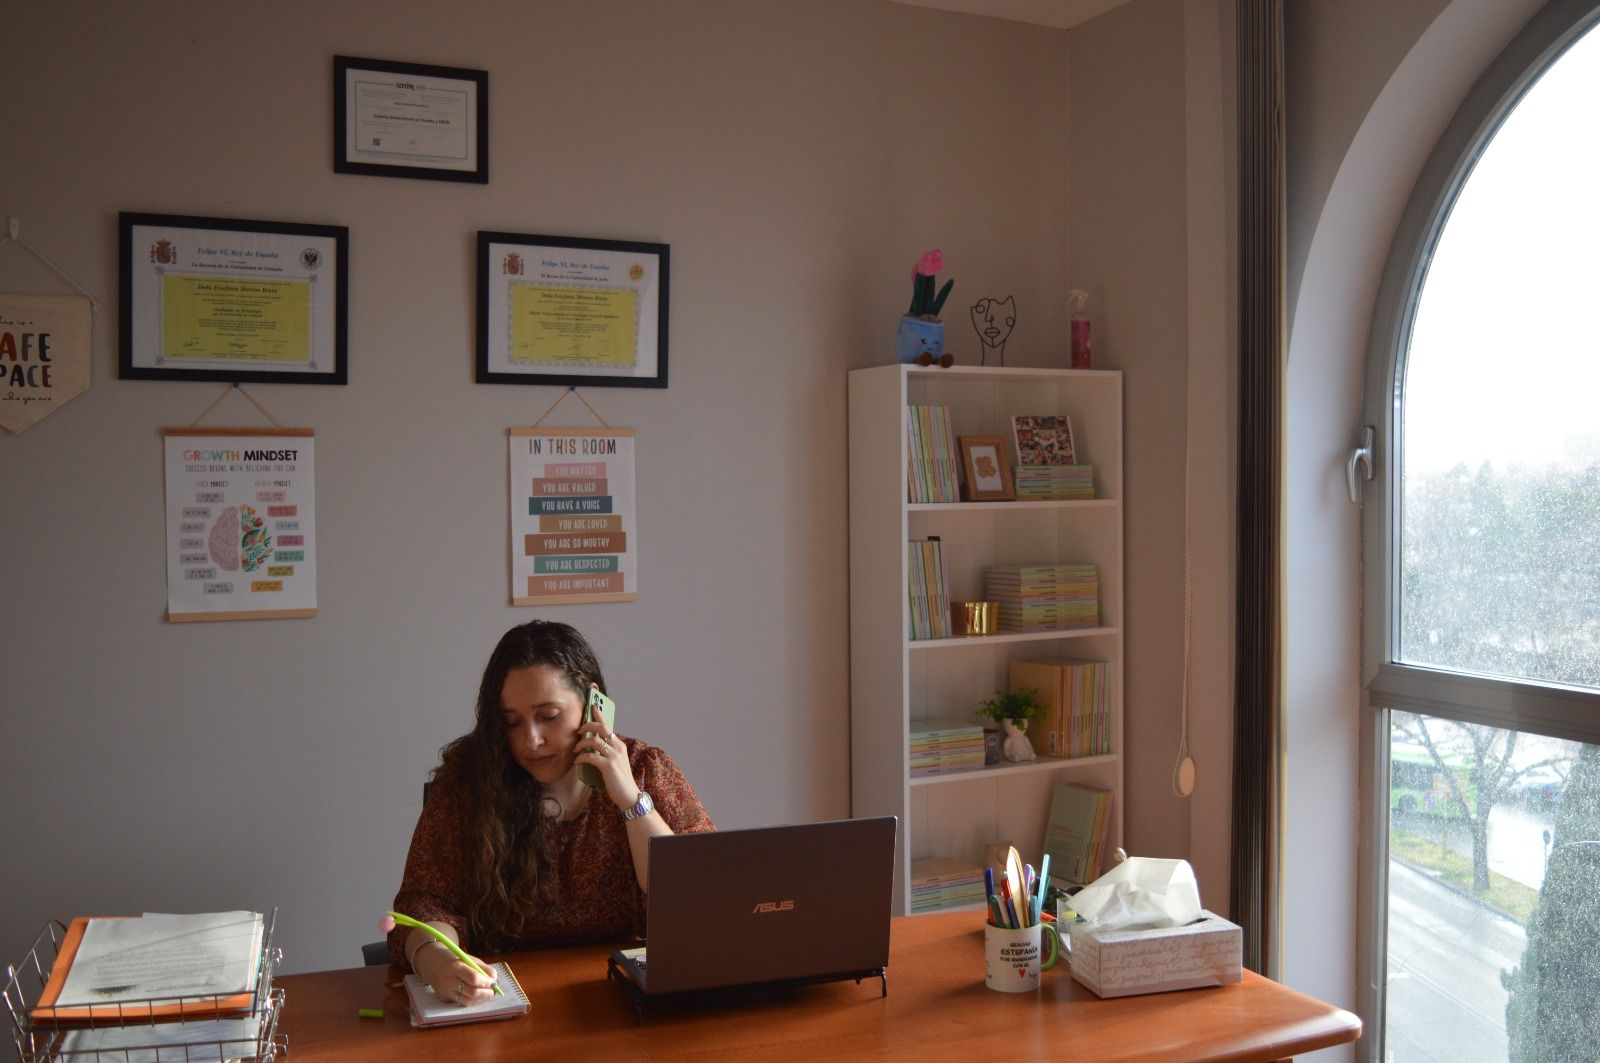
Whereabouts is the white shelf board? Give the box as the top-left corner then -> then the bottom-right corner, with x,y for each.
909,752 -> 1118,787
907,626 -> 1118,650
910,499 -> 1118,513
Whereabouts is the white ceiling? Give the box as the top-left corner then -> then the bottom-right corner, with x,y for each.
886,0 -> 1134,31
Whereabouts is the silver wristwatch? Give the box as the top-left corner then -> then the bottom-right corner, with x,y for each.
622,790 -> 654,821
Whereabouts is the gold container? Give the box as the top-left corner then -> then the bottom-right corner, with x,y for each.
952,600 -> 999,636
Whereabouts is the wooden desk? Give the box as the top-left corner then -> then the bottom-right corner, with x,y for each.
278,912 -> 1359,1061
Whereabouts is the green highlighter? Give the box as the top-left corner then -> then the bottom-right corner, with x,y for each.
385,911 -> 503,996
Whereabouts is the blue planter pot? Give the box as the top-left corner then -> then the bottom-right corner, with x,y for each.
895,316 -> 945,364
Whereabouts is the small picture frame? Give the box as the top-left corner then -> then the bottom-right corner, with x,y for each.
958,435 -> 1016,501
1012,414 -> 1076,466
334,56 -> 488,183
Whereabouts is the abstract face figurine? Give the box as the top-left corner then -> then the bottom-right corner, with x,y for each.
971,296 -> 1017,366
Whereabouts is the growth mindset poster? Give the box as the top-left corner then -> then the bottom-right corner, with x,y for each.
163,428 -> 317,621
509,427 -> 637,605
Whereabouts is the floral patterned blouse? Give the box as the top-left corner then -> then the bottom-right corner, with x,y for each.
388,737 -> 713,966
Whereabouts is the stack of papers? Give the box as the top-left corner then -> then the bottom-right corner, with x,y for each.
33,911 -> 265,1026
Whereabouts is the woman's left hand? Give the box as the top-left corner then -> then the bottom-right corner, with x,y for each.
577,717 -> 642,812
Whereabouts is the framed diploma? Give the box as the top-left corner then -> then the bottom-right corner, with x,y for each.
477,232 -> 669,388
334,55 -> 488,183
119,212 -> 349,385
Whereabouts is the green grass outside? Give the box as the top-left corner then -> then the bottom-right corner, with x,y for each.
1390,827 -> 1541,925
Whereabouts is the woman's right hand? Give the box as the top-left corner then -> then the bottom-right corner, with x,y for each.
412,936 -> 497,1006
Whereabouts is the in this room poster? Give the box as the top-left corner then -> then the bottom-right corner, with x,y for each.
508,427 -> 637,606
163,428 -> 317,621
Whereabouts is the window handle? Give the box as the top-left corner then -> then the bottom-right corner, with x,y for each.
1346,425 -> 1375,503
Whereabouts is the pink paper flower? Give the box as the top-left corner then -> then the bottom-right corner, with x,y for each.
378,915 -> 396,934
915,249 -> 944,276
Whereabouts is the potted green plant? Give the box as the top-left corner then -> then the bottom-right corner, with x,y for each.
895,249 -> 955,366
977,687 -> 1045,763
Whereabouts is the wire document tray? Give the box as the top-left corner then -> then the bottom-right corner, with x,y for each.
3,910 -> 285,1062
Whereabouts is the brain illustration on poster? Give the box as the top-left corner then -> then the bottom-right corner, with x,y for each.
163,430 -> 317,621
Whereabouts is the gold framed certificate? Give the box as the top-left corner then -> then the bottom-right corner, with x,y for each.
334,56 -> 488,183
119,213 -> 348,385
477,231 -> 669,388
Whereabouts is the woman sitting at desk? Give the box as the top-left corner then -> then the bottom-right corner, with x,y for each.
388,620 -> 714,1005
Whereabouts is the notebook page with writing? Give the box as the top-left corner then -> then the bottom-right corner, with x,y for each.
403,963 -> 529,1028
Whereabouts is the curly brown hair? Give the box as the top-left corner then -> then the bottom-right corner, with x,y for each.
431,620 -> 607,951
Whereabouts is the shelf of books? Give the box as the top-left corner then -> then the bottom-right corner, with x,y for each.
849,364 -> 1124,916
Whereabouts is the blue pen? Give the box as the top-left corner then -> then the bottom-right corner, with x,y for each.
1036,854 -> 1051,923
983,866 -> 1002,926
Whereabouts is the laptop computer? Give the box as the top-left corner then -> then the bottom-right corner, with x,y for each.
607,817 -> 897,1008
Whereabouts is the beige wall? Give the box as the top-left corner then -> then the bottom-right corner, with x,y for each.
1,0 -> 1244,995
1,0 -> 1093,976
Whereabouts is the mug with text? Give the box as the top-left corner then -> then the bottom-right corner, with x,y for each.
984,921 -> 1061,992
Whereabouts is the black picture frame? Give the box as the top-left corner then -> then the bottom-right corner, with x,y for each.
476,231 -> 670,389
119,211 -> 349,385
333,55 -> 488,183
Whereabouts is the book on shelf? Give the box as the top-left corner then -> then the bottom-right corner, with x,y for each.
907,537 -> 952,640
1013,463 -> 1096,500
1009,657 -> 1111,759
404,962 -> 530,1028
910,857 -> 987,913
1042,783 -> 1114,886
1011,414 -> 1076,466
906,404 -> 960,503
983,562 -> 1099,632
31,911 -> 265,1026
909,718 -> 986,776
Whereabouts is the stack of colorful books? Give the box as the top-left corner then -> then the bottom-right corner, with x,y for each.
983,562 -> 1099,632
1013,463 -> 1095,500
909,718 -> 986,777
907,537 -> 952,640
910,857 -> 988,913
1009,657 -> 1111,759
905,404 -> 960,503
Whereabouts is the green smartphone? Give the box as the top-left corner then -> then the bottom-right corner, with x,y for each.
578,686 -> 616,791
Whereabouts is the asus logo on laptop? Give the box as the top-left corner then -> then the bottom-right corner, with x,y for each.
751,899 -> 795,914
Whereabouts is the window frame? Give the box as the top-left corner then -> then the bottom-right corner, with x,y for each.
1358,0 -> 1600,1057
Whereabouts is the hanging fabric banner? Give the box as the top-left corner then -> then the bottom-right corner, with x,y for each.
0,293 -> 92,433
508,426 -> 637,606
163,427 -> 317,621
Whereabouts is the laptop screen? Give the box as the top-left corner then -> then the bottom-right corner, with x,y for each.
636,816 -> 897,995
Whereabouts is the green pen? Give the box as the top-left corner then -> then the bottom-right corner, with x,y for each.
383,911 -> 503,996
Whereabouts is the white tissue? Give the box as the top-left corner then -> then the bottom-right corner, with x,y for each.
1069,857 -> 1203,930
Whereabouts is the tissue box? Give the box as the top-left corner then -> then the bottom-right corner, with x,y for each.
1067,910 -> 1242,998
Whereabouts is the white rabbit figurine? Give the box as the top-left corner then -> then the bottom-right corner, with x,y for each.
1002,718 -> 1036,762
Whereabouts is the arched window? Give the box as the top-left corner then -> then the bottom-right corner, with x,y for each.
1363,3 -> 1600,1060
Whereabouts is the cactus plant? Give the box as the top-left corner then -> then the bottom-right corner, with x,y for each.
908,249 -> 955,320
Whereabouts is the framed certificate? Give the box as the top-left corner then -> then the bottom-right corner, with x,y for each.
334,55 -> 488,183
477,232 -> 669,388
119,213 -> 349,385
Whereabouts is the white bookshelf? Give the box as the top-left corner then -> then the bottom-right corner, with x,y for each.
848,364 -> 1125,915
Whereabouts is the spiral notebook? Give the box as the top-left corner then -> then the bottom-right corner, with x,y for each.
403,962 -> 529,1028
